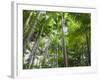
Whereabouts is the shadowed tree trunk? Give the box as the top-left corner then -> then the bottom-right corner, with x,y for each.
23,11 -> 41,69
28,12 -> 47,69
23,11 -> 41,54
86,33 -> 91,66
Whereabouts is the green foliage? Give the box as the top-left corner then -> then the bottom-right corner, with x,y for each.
23,10 -> 91,69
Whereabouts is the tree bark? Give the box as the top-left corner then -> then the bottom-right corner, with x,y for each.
24,11 -> 33,30
28,12 -> 47,68
28,25 -> 44,68
23,11 -> 41,54
86,33 -> 91,66
62,13 -> 68,67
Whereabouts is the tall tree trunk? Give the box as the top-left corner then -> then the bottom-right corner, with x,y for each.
62,13 -> 68,67
55,31 -> 58,67
23,11 -> 41,54
28,12 -> 47,68
86,33 -> 91,66
28,25 -> 44,69
40,38 -> 51,68
24,11 -> 33,30
28,40 -> 39,68
23,11 -> 41,69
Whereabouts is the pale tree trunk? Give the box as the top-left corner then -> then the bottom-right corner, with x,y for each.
24,12 -> 33,30
40,38 -> 51,68
62,13 -> 68,67
55,32 -> 58,67
28,25 -> 44,69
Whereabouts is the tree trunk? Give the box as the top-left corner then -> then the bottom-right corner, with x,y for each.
28,12 -> 47,69
23,11 -> 41,54
40,38 -> 51,68
28,25 -> 44,68
62,13 -> 68,67
24,11 -> 33,30
86,33 -> 91,66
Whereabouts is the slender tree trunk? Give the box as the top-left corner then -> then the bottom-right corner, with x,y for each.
28,12 -> 47,68
56,31 -> 58,67
23,11 -> 41,54
40,38 -> 51,68
86,33 -> 91,66
46,39 -> 51,66
28,25 -> 44,68
24,12 -> 33,30
62,13 -> 68,67
56,44 -> 58,67
23,11 -> 41,69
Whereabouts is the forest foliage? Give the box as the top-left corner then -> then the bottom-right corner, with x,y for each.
23,10 -> 91,69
